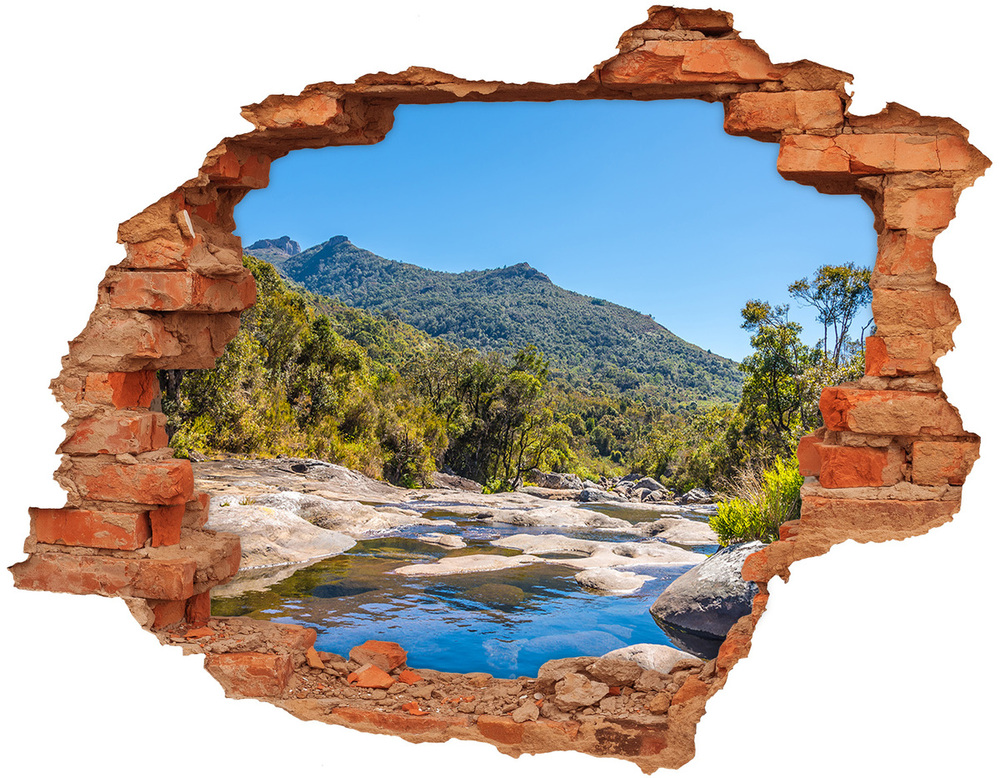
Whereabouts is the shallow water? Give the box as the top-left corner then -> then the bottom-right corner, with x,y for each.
212,504 -> 719,678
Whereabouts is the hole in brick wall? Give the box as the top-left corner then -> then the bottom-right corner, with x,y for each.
165,98 -> 875,679
11,5 -> 988,772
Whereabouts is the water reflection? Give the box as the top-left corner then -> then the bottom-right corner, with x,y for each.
211,504 -> 719,677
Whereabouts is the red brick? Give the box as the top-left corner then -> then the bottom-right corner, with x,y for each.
151,599 -> 187,629
778,520 -> 800,542
401,700 -> 429,716
327,707 -> 466,736
83,371 -> 158,409
777,135 -> 850,177
601,39 -> 781,86
70,312 -> 180,368
238,153 -> 271,189
30,507 -> 150,550
675,9 -> 733,32
270,623 -> 317,652
191,271 -> 256,312
819,387 -> 965,436
183,492 -> 210,528
797,434 -> 823,477
10,552 -> 196,600
347,663 -> 395,689
800,495 -> 959,539
883,188 -> 956,231
671,676 -> 709,706
398,668 -> 424,685
186,590 -> 212,626
724,91 -> 843,140
936,135 -> 974,170
75,459 -> 194,505
477,714 -> 524,745
817,444 -> 903,488
122,238 -> 190,272
348,640 -> 407,672
716,628 -> 751,674
911,440 -> 980,485
875,231 -> 936,276
60,411 -> 168,455
108,271 -> 194,311
150,504 -> 184,546
305,647 -> 325,669
203,150 -> 241,182
839,134 -> 939,173
204,652 -> 293,698
866,335 -> 935,376
872,287 -> 959,331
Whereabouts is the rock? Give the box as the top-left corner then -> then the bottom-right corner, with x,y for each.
418,532 -> 466,549
636,517 -> 719,545
398,669 -> 424,685
348,640 -> 407,672
464,583 -> 526,606
575,568 -> 653,593
678,487 -> 717,505
347,663 -> 395,689
635,669 -> 670,692
635,488 -> 652,501
204,503 -> 355,570
647,692 -> 672,714
634,477 -> 664,492
536,656 -> 599,693
392,553 -> 544,576
601,643 -> 702,675
229,490 -> 457,537
585,657 -> 643,687
528,469 -> 584,491
489,504 -> 633,530
429,471 -> 483,492
578,487 -> 624,503
511,700 -> 540,722
649,541 -> 763,639
492,534 -> 704,570
553,673 -> 610,711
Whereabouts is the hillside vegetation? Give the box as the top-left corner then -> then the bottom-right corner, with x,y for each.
247,236 -> 741,412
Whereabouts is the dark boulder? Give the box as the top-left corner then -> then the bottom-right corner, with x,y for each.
649,541 -> 763,640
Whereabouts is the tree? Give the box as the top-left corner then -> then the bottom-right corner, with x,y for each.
738,300 -> 820,460
788,263 -> 873,367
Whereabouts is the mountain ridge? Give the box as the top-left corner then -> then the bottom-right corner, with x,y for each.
246,235 -> 741,407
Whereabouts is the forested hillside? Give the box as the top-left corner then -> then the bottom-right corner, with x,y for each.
246,236 -> 740,410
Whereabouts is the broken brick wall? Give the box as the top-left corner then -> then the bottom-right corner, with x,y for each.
4,3 -> 997,777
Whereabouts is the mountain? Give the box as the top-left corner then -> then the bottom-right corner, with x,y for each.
246,235 -> 742,405
245,236 -> 301,267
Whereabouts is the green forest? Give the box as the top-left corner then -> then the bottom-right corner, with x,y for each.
249,235 -> 742,411
161,253 -> 873,504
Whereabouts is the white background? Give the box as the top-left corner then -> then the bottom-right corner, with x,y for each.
2,2 -> 995,776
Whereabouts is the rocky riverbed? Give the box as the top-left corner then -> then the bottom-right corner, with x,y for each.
196,457 -> 730,675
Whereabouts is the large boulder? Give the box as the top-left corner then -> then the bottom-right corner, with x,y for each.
528,469 -> 584,491
649,541 -> 763,639
578,487 -> 624,503
678,487 -> 717,505
600,643 -> 702,675
634,476 -> 665,492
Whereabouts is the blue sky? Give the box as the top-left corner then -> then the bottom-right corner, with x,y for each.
235,99 -> 875,361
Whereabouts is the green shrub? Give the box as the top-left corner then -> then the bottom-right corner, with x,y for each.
710,456 -> 803,546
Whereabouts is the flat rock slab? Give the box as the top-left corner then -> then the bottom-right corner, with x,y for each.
601,643 -> 702,675
205,504 -> 355,569
575,568 -> 653,593
392,553 -> 545,576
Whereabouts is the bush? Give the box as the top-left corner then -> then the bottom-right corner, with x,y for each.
710,456 -> 803,546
